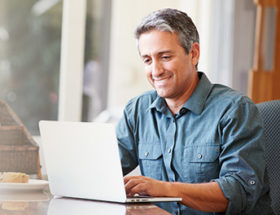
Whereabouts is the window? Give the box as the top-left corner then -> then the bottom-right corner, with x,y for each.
82,0 -> 112,122
0,0 -> 62,135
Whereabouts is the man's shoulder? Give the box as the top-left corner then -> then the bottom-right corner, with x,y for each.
212,84 -> 251,102
124,90 -> 158,112
195,72 -> 255,112
209,84 -> 256,113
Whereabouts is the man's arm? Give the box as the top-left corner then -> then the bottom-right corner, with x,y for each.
124,175 -> 228,212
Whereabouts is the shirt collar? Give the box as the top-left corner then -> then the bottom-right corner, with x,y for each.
148,95 -> 169,114
182,72 -> 213,115
147,72 -> 213,115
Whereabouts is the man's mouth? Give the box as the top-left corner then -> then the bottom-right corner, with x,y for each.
153,77 -> 171,87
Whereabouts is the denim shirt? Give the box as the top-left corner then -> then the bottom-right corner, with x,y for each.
116,72 -> 272,215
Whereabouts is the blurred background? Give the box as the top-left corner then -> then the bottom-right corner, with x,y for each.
0,0 -> 276,135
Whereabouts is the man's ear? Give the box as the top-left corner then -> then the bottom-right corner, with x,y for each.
191,42 -> 200,67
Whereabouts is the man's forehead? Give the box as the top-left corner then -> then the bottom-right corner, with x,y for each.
138,30 -> 181,56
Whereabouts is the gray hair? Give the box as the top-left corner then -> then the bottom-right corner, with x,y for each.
135,8 -> 199,54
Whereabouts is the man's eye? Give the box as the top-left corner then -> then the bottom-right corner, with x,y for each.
143,58 -> 151,64
162,55 -> 171,60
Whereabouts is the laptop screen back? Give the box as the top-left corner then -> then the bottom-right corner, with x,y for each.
39,121 -> 127,202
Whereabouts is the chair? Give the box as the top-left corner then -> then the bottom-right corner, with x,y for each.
257,100 -> 280,214
0,100 -> 41,178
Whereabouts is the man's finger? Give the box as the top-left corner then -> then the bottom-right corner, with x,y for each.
125,178 -> 144,192
127,183 -> 147,196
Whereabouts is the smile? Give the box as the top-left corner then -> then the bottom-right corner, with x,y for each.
153,77 -> 171,86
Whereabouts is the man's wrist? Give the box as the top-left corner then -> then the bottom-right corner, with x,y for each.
162,181 -> 180,197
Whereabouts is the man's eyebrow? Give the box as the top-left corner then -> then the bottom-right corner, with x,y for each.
141,50 -> 174,58
158,50 -> 173,55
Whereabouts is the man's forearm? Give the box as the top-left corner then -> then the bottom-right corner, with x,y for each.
165,181 -> 228,212
124,176 -> 228,212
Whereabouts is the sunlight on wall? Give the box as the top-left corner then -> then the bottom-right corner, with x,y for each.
107,0 -> 255,110
108,0 -> 192,109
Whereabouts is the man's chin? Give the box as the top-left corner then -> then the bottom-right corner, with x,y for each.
155,90 -> 170,98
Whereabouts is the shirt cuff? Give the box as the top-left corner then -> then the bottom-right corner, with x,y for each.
213,176 -> 247,214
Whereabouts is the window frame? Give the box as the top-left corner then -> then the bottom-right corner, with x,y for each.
58,0 -> 87,121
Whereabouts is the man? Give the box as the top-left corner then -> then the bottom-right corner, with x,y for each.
116,8 -> 272,215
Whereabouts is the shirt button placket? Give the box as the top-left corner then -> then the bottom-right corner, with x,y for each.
164,117 -> 176,182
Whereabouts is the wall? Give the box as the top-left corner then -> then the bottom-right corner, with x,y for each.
107,0 -> 257,110
232,0 -> 256,95
107,0 -> 191,109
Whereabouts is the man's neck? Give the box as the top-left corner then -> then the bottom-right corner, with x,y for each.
166,72 -> 199,115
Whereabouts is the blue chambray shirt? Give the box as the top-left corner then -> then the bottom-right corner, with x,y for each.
116,72 -> 272,215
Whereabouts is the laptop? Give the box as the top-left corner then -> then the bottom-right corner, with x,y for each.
39,120 -> 182,203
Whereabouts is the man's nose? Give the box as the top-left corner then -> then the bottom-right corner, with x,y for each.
151,61 -> 163,77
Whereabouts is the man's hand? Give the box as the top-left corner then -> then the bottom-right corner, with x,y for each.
124,175 -> 228,212
124,175 -> 169,197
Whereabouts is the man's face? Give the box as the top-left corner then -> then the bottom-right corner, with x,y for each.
138,30 -> 199,101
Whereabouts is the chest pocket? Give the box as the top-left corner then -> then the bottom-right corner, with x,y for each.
138,143 -> 163,180
183,144 -> 220,182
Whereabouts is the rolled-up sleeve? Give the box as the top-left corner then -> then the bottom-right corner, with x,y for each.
214,101 -> 267,214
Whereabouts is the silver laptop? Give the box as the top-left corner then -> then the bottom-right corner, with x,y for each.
39,120 -> 182,203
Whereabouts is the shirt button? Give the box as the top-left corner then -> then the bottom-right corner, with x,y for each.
249,180 -> 255,185
197,153 -> 202,159
168,148 -> 172,153
144,152 -> 149,157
